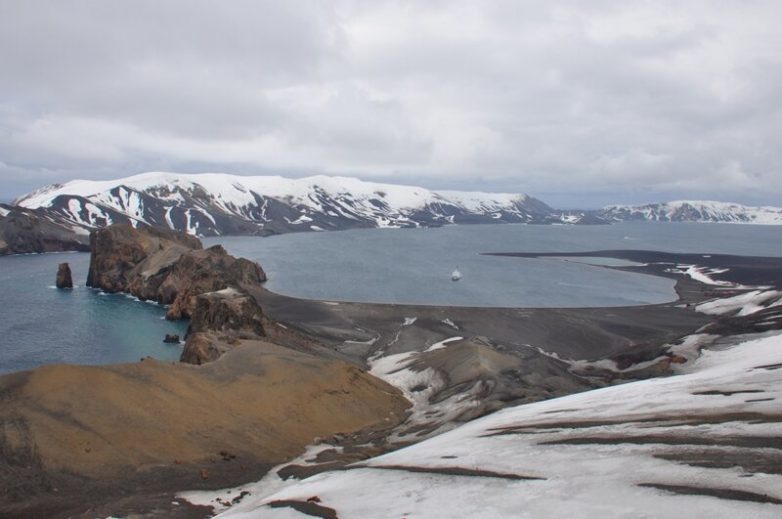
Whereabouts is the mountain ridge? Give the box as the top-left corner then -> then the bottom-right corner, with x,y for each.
13,172 -> 592,236
599,200 -> 782,224
10,173 -> 782,240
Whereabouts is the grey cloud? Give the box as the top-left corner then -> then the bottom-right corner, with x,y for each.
0,0 -> 780,207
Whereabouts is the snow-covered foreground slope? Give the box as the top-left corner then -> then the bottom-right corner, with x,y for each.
13,172 -> 579,236
211,331 -> 782,518
601,200 -> 782,225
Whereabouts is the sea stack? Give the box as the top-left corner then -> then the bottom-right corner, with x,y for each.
56,262 -> 73,289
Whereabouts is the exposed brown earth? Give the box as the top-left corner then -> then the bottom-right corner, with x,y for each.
0,341 -> 409,518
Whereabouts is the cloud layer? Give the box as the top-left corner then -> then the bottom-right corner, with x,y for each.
1,0 -> 780,207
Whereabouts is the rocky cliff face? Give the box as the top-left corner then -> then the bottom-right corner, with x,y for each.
86,223 -> 201,292
180,288 -> 267,364
0,204 -> 89,255
159,245 -> 266,320
86,224 -> 266,322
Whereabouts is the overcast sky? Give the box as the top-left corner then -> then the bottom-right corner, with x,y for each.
1,1 -> 780,208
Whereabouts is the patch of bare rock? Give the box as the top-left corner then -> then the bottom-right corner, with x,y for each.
0,205 -> 90,255
86,224 -> 266,320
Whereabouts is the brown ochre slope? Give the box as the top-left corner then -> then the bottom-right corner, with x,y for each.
0,342 -> 408,515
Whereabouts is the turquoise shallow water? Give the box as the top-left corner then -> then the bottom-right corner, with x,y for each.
0,252 -> 187,374
207,221 -> 782,308
2,221 -> 781,374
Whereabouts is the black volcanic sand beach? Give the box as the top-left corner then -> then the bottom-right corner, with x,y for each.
486,250 -> 782,288
252,283 -> 708,362
248,249 -> 749,366
3,249 -> 782,518
246,249 -> 782,429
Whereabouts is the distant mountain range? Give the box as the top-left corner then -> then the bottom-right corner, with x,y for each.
600,200 -> 782,225
2,173 -> 780,253
10,172 -> 598,237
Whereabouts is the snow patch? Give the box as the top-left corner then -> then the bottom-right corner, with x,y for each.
212,287 -> 242,296
667,264 -> 735,286
441,318 -> 459,330
426,336 -> 463,352
696,290 -> 782,316
180,443 -> 337,515
164,207 -> 175,229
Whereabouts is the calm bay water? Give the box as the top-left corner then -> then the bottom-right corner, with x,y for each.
1,222 -> 781,374
207,221 -> 782,308
0,252 -> 187,374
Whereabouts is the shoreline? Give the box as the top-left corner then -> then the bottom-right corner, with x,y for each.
187,248 -> 782,515
246,255 -> 714,363
3,238 -> 780,310
2,244 -> 782,517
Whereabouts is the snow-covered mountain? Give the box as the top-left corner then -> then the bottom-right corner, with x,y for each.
14,172 -> 588,236
16,174 -> 779,237
601,200 -> 782,225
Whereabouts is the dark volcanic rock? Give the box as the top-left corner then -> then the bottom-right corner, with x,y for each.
55,262 -> 73,289
86,224 -> 270,364
86,225 -> 266,321
0,205 -> 90,255
161,245 -> 266,320
181,288 -> 267,364
187,288 -> 266,336
86,224 -> 202,295
163,334 -> 180,343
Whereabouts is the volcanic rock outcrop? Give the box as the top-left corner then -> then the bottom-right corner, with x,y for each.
55,262 -> 73,289
0,205 -> 89,255
86,224 -> 266,320
159,244 -> 267,320
181,288 -> 268,364
86,224 -> 201,294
